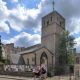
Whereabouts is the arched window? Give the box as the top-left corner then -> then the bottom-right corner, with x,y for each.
40,52 -> 48,65
47,21 -> 49,25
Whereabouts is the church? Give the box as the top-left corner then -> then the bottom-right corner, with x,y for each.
17,10 -> 65,69
1,2 -> 80,77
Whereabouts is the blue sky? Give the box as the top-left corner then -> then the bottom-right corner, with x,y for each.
0,0 -> 80,53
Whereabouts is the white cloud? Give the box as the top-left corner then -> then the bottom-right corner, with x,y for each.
2,32 -> 41,47
70,18 -> 80,34
27,8 -> 40,20
0,0 -> 9,17
38,0 -> 53,16
0,0 -> 41,32
55,0 -> 80,34
0,21 -> 10,33
1,0 -> 80,34
7,4 -> 41,32
0,0 -> 10,33
0,0 -> 53,33
11,0 -> 18,3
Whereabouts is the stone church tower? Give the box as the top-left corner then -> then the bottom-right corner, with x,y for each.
41,11 -> 65,65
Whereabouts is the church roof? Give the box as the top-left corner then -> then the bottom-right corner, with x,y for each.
18,44 -> 41,54
24,44 -> 41,50
20,46 -> 53,56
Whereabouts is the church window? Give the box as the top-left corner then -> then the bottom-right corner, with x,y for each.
57,17 -> 58,21
41,57 -> 45,64
40,52 -> 48,65
44,21 -> 45,25
60,22 -> 62,26
32,57 -> 35,61
47,21 -> 49,25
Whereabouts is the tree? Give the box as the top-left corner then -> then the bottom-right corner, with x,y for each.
0,36 -> 2,61
65,31 -> 76,65
55,30 -> 76,75
58,30 -> 68,65
0,36 -> 10,64
58,30 -> 76,64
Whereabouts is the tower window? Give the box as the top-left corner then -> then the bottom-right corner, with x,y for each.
44,21 -> 45,25
57,17 -> 58,21
60,22 -> 62,26
47,21 -> 49,25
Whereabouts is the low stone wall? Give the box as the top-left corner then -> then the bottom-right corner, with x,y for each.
0,65 -> 4,71
3,65 -> 33,72
74,64 -> 80,77
0,71 -> 33,77
0,65 -> 34,77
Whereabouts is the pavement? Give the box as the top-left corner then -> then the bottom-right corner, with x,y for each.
0,75 -> 53,80
0,75 -> 61,80
0,75 -> 76,80
0,75 -> 33,80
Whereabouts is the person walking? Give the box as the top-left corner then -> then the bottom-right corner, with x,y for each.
40,63 -> 47,80
33,66 -> 41,80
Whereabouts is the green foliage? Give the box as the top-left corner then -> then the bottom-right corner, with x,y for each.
0,36 -> 2,61
54,66 -> 65,75
67,52 -> 76,65
0,58 -> 10,64
48,66 -> 54,72
4,59 -> 10,64
58,30 -> 76,65
0,36 -> 10,64
47,66 -> 54,77
58,31 -> 67,65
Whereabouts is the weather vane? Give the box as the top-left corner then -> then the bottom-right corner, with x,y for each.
53,0 -> 55,11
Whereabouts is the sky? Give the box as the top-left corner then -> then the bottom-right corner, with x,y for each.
0,0 -> 80,53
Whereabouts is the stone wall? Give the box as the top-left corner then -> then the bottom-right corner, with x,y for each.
74,64 -> 80,77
